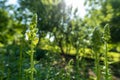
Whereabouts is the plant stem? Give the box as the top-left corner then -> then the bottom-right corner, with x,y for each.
76,46 -> 80,80
19,44 -> 23,80
1,53 -> 4,80
105,42 -> 108,80
8,68 -> 10,80
95,50 -> 100,80
30,49 -> 34,80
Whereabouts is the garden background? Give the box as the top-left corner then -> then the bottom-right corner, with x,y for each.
0,0 -> 120,80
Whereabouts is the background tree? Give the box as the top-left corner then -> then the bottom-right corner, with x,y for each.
18,0 -> 88,55
85,0 -> 120,43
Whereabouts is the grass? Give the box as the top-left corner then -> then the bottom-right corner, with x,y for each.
40,42 -> 120,63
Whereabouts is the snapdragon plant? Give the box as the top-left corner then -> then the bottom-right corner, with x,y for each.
103,24 -> 111,80
25,14 -> 38,80
92,27 -> 103,80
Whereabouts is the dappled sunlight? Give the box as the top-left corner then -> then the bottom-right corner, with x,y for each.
0,0 -> 120,79
65,0 -> 86,18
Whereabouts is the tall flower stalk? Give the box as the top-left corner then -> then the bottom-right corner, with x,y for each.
103,24 -> 111,80
91,27 -> 103,80
25,14 -> 38,80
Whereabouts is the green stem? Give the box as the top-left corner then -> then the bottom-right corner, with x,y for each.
76,47 -> 80,80
95,50 -> 100,80
19,45 -> 23,80
8,68 -> 10,80
1,53 -> 4,80
105,42 -> 109,80
30,50 -> 34,80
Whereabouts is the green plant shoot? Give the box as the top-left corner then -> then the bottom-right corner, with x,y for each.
25,14 -> 38,80
92,27 -> 103,80
103,24 -> 111,80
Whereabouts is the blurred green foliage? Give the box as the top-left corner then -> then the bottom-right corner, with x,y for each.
0,0 -> 120,80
